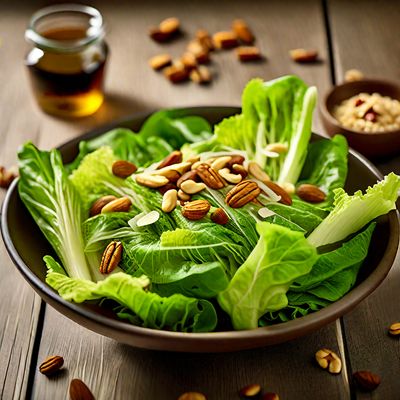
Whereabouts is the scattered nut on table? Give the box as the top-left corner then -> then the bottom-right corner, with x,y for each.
353,370 -> 381,391
315,348 -> 342,374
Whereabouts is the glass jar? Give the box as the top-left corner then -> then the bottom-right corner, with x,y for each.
25,4 -> 108,117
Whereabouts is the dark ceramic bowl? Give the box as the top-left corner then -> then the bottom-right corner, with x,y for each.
320,79 -> 400,158
1,107 -> 399,352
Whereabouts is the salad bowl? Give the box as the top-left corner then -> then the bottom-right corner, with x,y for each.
1,106 -> 399,352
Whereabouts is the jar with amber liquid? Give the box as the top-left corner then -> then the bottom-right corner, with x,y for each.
25,4 -> 108,117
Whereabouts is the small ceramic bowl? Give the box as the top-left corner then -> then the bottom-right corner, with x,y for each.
320,79 -> 400,158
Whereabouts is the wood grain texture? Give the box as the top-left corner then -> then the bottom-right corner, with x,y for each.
328,1 -> 400,399
0,0 -> 351,399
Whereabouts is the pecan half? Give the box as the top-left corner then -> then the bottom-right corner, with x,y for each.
182,199 -> 211,220
39,355 -> 64,376
100,241 -> 123,274
196,163 -> 225,189
225,180 -> 261,208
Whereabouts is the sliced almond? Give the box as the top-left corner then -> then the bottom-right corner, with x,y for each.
149,54 -> 172,70
213,31 -> 239,49
136,210 -> 160,227
236,46 -> 262,61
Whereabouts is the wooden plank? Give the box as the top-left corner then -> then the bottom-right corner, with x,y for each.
328,1 -> 400,398
0,6 -> 43,400
0,0 -> 348,399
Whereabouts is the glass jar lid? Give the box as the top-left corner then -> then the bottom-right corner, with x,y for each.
25,4 -> 104,53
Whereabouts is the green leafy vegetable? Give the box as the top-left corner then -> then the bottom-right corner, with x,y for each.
308,173 -> 400,247
217,222 -> 318,330
45,258 -> 217,332
18,143 -> 96,281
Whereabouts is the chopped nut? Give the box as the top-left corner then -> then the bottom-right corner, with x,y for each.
112,160 -> 138,178
100,241 -> 123,274
149,54 -> 172,70
164,64 -> 189,83
136,173 -> 169,188
101,197 -> 132,213
345,69 -> 364,82
196,29 -> 214,51
39,355 -> 64,376
162,189 -> 178,213
290,48 -> 318,63
236,46 -> 262,62
159,17 -> 180,35
181,52 -> 197,70
211,208 -> 229,225
315,348 -> 342,374
90,195 -> 118,216
213,31 -> 239,49
389,321 -> 400,336
157,151 -> 183,170
69,378 -> 95,400
296,184 -> 326,203
232,19 -> 255,44
238,383 -> 261,397
353,371 -> 381,391
218,168 -> 242,184
178,392 -> 207,400
182,199 -> 211,220
180,179 -> 206,194
190,66 -> 212,84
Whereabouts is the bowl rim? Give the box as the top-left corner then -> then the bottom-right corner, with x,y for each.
1,106 -> 399,349
320,78 -> 400,136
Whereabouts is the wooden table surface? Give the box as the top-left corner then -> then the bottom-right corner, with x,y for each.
1,0 -> 399,399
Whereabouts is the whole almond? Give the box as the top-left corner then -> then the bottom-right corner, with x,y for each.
213,31 -> 239,49
196,163 -> 225,189
211,208 -> 229,225
101,197 -> 132,213
248,161 -> 270,183
69,378 -> 95,400
164,64 -> 189,83
315,348 -> 342,374
149,54 -> 172,70
232,19 -> 255,44
182,199 -> 211,220
177,170 -> 199,188
112,160 -> 137,178
389,321 -> 400,336
162,189 -> 178,213
39,355 -> 64,376
353,371 -> 381,391
225,180 -> 261,208
136,173 -> 169,188
190,66 -> 212,84
238,383 -> 261,397
157,150 -> 183,170
226,155 -> 245,168
236,46 -> 262,62
90,195 -> 118,217
265,181 -> 292,206
100,241 -> 122,274
159,17 -> 180,35
290,48 -> 318,63
296,184 -> 326,203
232,164 -> 248,179
178,392 -> 206,400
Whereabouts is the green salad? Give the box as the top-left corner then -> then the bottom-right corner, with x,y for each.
18,75 -> 400,332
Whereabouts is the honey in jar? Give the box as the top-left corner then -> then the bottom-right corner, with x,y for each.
25,4 -> 108,117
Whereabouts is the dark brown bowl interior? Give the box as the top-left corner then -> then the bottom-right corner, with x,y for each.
320,79 -> 400,158
1,106 -> 399,352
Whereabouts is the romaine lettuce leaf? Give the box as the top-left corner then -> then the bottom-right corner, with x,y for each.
45,258 -> 217,332
308,173 -> 400,247
217,222 -> 318,330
